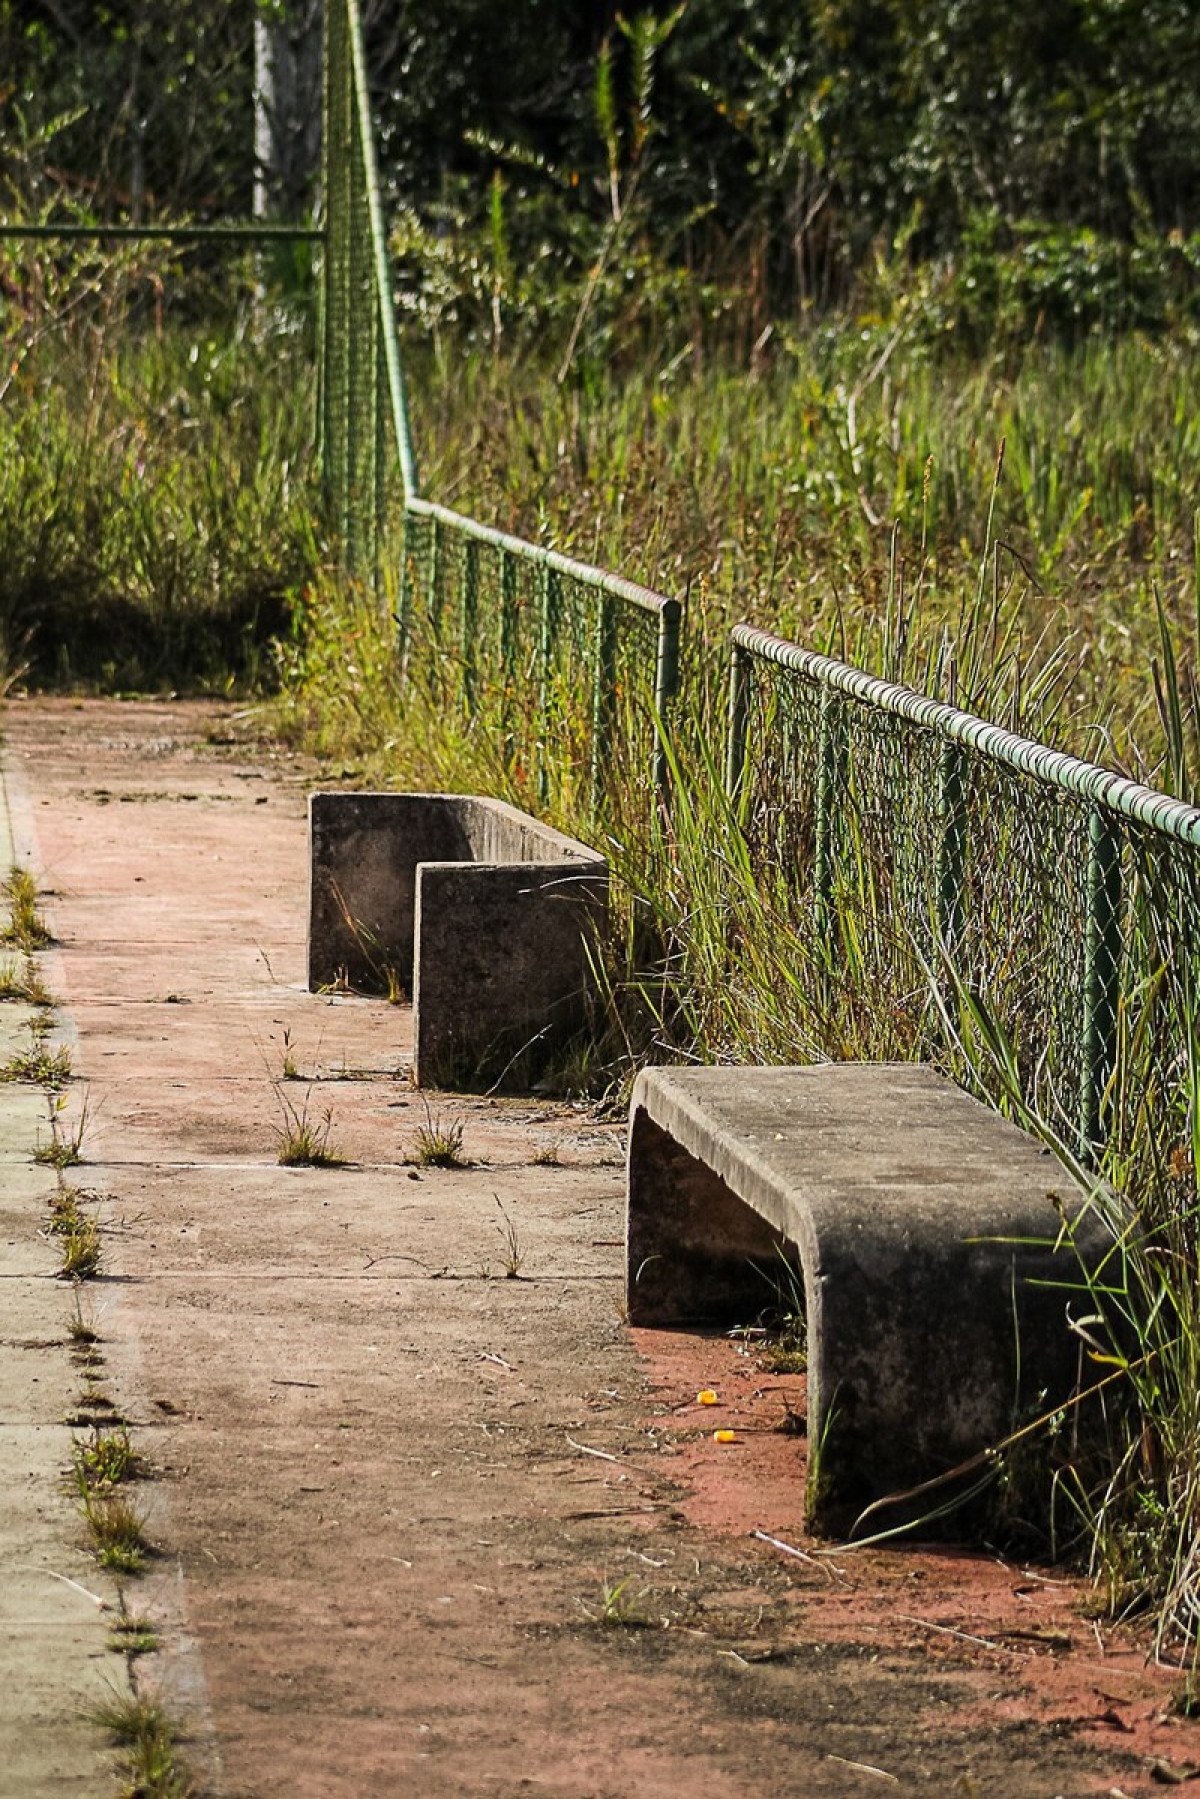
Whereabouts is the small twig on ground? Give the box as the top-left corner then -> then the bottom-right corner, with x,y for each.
750,1527 -> 822,1568
750,1527 -> 847,1585
566,1435 -> 620,1464
41,1569 -> 110,1608
825,1753 -> 900,1784
895,1612 -> 1020,1656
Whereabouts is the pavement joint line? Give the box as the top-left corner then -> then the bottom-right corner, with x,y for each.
0,1270 -> 623,1284
48,1160 -> 618,1173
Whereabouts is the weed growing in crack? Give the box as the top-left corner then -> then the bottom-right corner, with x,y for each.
279,1027 -> 301,1081
327,885 -> 408,1006
107,1615 -> 161,1658
1,1029 -> 71,1086
76,1427 -> 141,1489
493,1195 -> 525,1278
0,954 -> 54,1005
530,1140 -> 561,1166
410,1102 -> 467,1169
316,966 -> 354,996
48,1185 -> 90,1235
35,1091 -> 90,1168
73,1388 -> 121,1419
2,866 -> 52,951
68,1295 -> 99,1347
273,1085 -> 346,1167
88,1691 -> 190,1796
79,1485 -> 149,1574
581,1575 -> 652,1629
59,1217 -> 102,1280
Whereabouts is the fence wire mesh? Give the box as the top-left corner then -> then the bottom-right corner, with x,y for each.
728,626 -> 1200,1183
397,502 -> 677,830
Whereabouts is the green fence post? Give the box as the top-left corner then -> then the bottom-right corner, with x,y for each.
321,0 -> 352,547
460,536 -> 479,717
374,350 -> 387,591
427,517 -> 442,638
726,640 -> 751,799
345,0 -> 418,504
652,597 -> 681,808
345,41 -> 371,574
537,564 -> 560,809
935,738 -> 966,955
590,591 -> 617,819
499,548 -> 518,765
813,683 -> 841,952
396,504 -> 412,672
499,549 -> 518,682
1079,804 -> 1123,1166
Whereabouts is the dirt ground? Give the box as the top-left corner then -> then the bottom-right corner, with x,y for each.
4,693 -> 1199,1798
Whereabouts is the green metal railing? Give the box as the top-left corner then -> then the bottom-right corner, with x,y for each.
726,624 -> 1200,1168
398,498 -> 680,818
323,0 -> 680,819
0,224 -> 322,244
325,0 -> 1200,1174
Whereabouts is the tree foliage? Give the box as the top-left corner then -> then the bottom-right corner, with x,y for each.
2,0 -> 1199,334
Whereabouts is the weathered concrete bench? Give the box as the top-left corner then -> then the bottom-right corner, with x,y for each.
309,792 -> 607,1090
627,1062 -> 1106,1535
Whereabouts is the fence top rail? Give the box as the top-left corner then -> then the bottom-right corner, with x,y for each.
407,496 -> 680,624
343,0 -> 418,503
733,621 -> 1200,848
0,222 -> 323,243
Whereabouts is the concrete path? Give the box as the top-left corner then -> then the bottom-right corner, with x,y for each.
0,760 -> 128,1796
0,695 -> 1179,1797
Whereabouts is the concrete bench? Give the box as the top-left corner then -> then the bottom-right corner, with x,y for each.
627,1063 -> 1106,1535
308,792 -> 607,1090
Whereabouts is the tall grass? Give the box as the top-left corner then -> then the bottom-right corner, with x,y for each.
933,953 -> 1200,1670
0,239 -> 320,689
404,331 -> 1200,778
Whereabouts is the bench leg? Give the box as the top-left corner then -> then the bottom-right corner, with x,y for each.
626,1109 -> 794,1326
414,861 -> 607,1091
308,793 -> 468,993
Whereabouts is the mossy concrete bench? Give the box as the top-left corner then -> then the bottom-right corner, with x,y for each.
627,1063 -> 1105,1535
308,792 -> 607,1090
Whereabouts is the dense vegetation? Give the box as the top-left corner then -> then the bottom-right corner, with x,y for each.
6,1 -> 1200,337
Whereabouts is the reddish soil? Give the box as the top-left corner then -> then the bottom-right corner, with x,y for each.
4,693 -> 1198,1798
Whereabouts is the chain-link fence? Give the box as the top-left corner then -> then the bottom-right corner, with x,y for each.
397,500 -> 679,829
726,624 -> 1200,1180
323,0 -> 679,824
